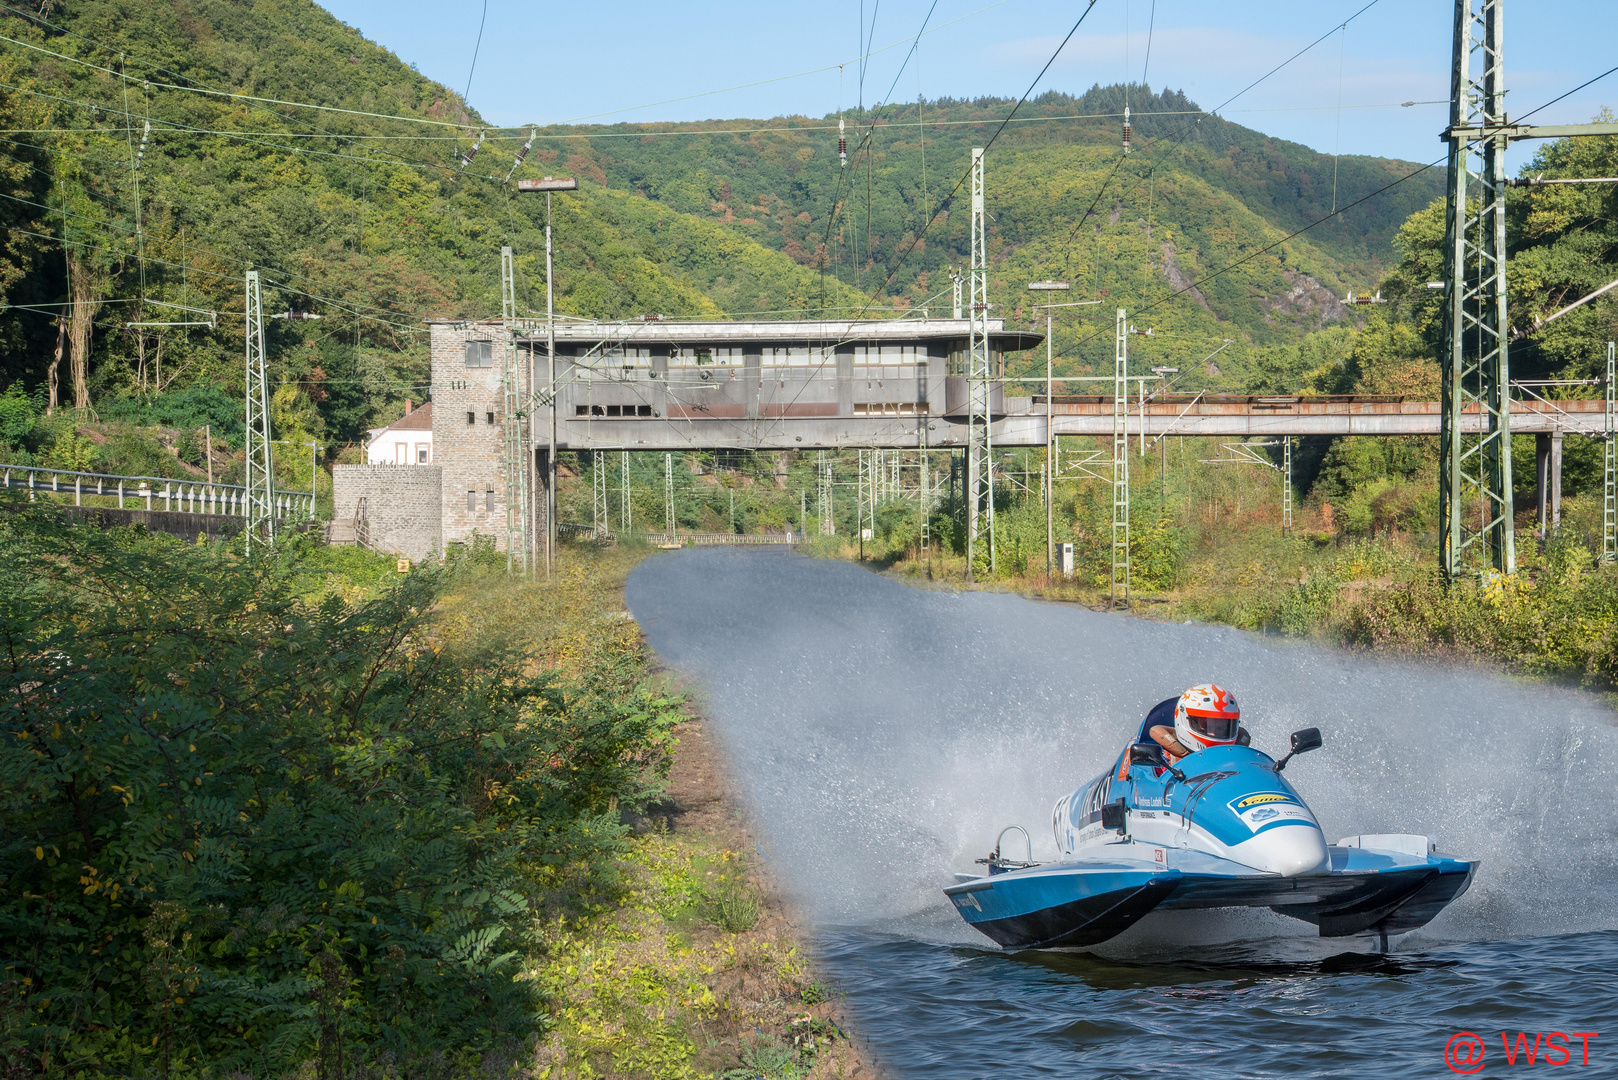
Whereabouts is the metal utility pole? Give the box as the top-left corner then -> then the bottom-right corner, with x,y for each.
516,176 -> 578,577
1111,308 -> 1130,607
1438,0 -> 1514,579
817,450 -> 834,534
592,452 -> 610,538
243,270 -> 275,553
1606,342 -> 1616,564
965,147 -> 995,580
500,246 -> 529,575
664,452 -> 676,539
621,450 -> 632,535
1029,280 -> 1069,583
1282,436 -> 1294,536
1434,1 -> 1618,576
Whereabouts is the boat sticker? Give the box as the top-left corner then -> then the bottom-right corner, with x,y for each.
1227,791 -> 1315,831
952,892 -> 982,912
1153,848 -> 1165,866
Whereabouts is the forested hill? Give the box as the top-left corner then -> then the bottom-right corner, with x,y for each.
0,0 -> 1446,461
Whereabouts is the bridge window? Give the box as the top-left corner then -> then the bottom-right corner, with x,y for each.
669,345 -> 743,367
763,345 -> 828,367
853,344 -> 922,364
947,345 -> 1004,377
853,403 -> 929,416
594,345 -> 652,368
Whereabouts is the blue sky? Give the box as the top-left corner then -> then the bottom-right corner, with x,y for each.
322,0 -> 1614,169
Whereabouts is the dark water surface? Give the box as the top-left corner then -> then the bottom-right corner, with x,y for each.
624,549 -> 1618,1078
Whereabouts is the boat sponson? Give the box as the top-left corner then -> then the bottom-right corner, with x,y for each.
1273,864 -> 1475,937
967,875 -> 1182,950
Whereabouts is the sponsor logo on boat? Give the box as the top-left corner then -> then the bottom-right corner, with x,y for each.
952,892 -> 982,912
1229,791 -> 1315,831
1235,792 -> 1300,810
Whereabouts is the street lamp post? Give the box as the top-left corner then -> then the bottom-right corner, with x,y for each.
517,176 -> 579,578
1028,281 -> 1069,583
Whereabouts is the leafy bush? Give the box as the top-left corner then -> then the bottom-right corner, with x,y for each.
96,384 -> 246,447
0,504 -> 680,1074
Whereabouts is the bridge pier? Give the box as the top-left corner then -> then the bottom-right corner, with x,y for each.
1536,432 -> 1563,536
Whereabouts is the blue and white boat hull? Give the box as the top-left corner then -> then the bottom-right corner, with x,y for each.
945,712 -> 1478,950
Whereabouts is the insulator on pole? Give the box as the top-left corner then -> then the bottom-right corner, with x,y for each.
1123,106 -> 1132,154
839,118 -> 847,168
460,129 -> 485,171
135,119 -> 149,169
505,127 -> 536,182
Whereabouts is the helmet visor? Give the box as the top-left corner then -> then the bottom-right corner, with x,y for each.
1187,714 -> 1237,742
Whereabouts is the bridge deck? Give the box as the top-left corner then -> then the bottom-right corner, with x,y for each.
555,395 -> 1605,451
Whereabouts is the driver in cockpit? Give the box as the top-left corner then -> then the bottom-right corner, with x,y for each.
1149,683 -> 1242,763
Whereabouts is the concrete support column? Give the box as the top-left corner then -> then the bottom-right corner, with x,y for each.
534,447 -> 551,561
1536,432 -> 1565,536
1551,432 -> 1563,532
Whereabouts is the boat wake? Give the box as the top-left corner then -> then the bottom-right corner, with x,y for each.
626,549 -> 1618,951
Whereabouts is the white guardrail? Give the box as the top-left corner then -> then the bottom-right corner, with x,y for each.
0,463 -> 315,519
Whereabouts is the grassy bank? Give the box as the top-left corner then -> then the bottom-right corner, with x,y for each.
440,544 -> 873,1080
0,511 -> 869,1078
823,483 -> 1618,697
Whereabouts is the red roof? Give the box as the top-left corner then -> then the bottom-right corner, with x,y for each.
374,401 -> 433,433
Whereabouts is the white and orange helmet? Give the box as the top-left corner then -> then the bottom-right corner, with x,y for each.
1174,683 -> 1241,753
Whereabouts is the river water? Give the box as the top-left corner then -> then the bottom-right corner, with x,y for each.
625,549 -> 1618,1077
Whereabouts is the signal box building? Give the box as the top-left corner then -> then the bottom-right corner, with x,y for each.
334,317 -> 1041,558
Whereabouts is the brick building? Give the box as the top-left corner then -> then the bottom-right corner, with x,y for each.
335,316 -> 1038,561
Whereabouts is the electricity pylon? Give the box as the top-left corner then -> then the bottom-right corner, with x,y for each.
500,246 -> 529,575
1437,0 -> 1514,579
1605,342 -> 1616,564
965,147 -> 995,580
243,270 -> 274,553
1110,308 -> 1129,607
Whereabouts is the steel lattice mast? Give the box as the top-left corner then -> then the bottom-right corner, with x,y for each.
1110,308 -> 1129,606
1438,0 -> 1514,579
243,270 -> 274,553
620,450 -> 632,535
817,450 -> 834,534
1605,341 -> 1616,564
965,147 -> 995,580
664,452 -> 676,538
500,246 -> 530,575
1282,436 -> 1294,537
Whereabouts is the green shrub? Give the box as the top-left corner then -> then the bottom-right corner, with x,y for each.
0,503 -> 680,1074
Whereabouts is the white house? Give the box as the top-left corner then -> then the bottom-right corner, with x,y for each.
365,400 -> 433,464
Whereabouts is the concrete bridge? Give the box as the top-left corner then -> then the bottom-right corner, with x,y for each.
558,391 -> 1607,452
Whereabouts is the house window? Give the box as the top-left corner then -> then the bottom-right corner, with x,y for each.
416,444 -> 430,464
467,411 -> 475,425
465,341 -> 494,368
485,489 -> 495,512
467,490 -> 477,511
486,411 -> 495,425
395,442 -> 407,464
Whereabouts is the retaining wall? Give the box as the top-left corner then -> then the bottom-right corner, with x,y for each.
332,464 -> 442,561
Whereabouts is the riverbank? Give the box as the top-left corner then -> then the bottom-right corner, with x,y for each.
443,543 -> 882,1080
809,494 -> 1618,699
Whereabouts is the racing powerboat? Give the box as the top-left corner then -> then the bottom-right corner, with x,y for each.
945,698 -> 1477,951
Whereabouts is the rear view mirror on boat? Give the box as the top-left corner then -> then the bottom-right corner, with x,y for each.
1129,742 -> 1167,767
1275,727 -> 1324,771
1100,798 -> 1127,832
1129,741 -> 1185,782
